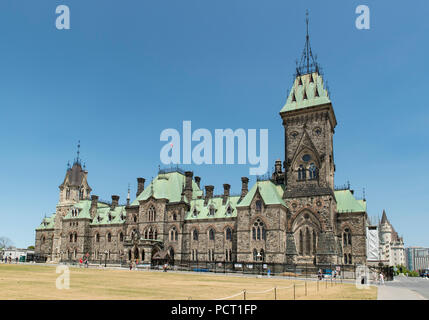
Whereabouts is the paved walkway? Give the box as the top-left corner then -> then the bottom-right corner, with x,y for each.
377,284 -> 427,300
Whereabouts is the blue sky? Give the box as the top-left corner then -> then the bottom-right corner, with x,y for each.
0,0 -> 428,248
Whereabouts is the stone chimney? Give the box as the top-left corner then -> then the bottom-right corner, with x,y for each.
240,177 -> 249,201
195,176 -> 201,189
111,195 -> 119,209
136,178 -> 145,197
275,159 -> 282,173
90,195 -> 98,218
184,171 -> 193,202
204,185 -> 214,205
222,184 -> 230,205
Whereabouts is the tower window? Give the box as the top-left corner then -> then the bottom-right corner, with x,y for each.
252,219 -> 266,241
298,165 -> 306,181
309,163 -> 318,180
255,200 -> 262,211
302,154 -> 311,162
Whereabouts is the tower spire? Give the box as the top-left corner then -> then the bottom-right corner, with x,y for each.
296,10 -> 319,76
75,140 -> 81,165
127,183 -> 130,206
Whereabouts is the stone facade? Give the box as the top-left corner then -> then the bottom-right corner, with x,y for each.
35,38 -> 369,267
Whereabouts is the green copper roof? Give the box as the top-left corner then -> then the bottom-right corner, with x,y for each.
186,196 -> 240,220
131,171 -> 202,205
357,199 -> 367,212
90,204 -> 126,226
237,180 -> 286,208
335,190 -> 366,213
36,213 -> 56,230
280,72 -> 331,113
63,199 -> 109,220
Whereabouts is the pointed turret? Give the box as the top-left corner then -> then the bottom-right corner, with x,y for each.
380,209 -> 389,225
58,142 -> 92,204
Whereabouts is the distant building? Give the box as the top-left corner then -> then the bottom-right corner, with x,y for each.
406,247 -> 429,271
2,247 -> 34,262
378,210 -> 405,267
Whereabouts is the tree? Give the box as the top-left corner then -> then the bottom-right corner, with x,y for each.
27,245 -> 35,250
0,237 -> 13,249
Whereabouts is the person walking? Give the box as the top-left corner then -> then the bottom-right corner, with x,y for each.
379,272 -> 384,285
129,261 -> 133,271
79,258 -> 83,268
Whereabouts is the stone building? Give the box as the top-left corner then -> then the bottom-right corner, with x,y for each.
379,210 -> 405,266
35,20 -> 368,267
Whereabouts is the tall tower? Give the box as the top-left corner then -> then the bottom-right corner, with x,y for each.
58,141 -> 91,204
52,142 -> 92,262
281,12 -> 339,265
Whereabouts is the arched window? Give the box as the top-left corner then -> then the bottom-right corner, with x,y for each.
144,229 -> 148,239
343,228 -> 352,246
79,188 -> 84,200
96,233 -> 100,242
148,206 -> 156,221
225,228 -> 232,241
107,233 -> 112,242
309,163 -> 318,180
173,213 -> 177,221
154,229 -> 158,240
256,200 -> 262,211
41,236 -> 45,244
133,215 -> 137,223
119,232 -> 124,242
348,254 -> 352,264
74,233 -> 77,242
253,249 -> 258,261
209,228 -> 215,241
260,249 -> 265,262
298,165 -> 306,181
66,188 -> 70,200
299,230 -> 303,255
312,230 -> 317,254
252,219 -> 265,241
193,229 -> 199,241
148,228 -> 153,240
305,228 -> 311,255
344,254 -> 348,264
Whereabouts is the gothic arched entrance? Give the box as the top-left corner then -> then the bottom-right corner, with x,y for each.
134,247 -> 139,261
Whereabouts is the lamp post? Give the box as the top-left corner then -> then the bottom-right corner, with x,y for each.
104,250 -> 108,267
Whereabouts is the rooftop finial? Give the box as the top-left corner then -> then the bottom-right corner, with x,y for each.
75,140 -> 81,164
296,10 -> 319,76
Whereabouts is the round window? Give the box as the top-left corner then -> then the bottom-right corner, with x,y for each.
302,154 -> 311,162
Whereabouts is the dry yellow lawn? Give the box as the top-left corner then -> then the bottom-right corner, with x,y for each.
0,264 -> 377,300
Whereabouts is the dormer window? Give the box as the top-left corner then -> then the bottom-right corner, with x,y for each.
209,207 -> 215,216
256,200 -> 262,211
97,216 -> 101,222
193,209 -> 198,217
108,214 -> 112,221
226,206 -> 232,215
